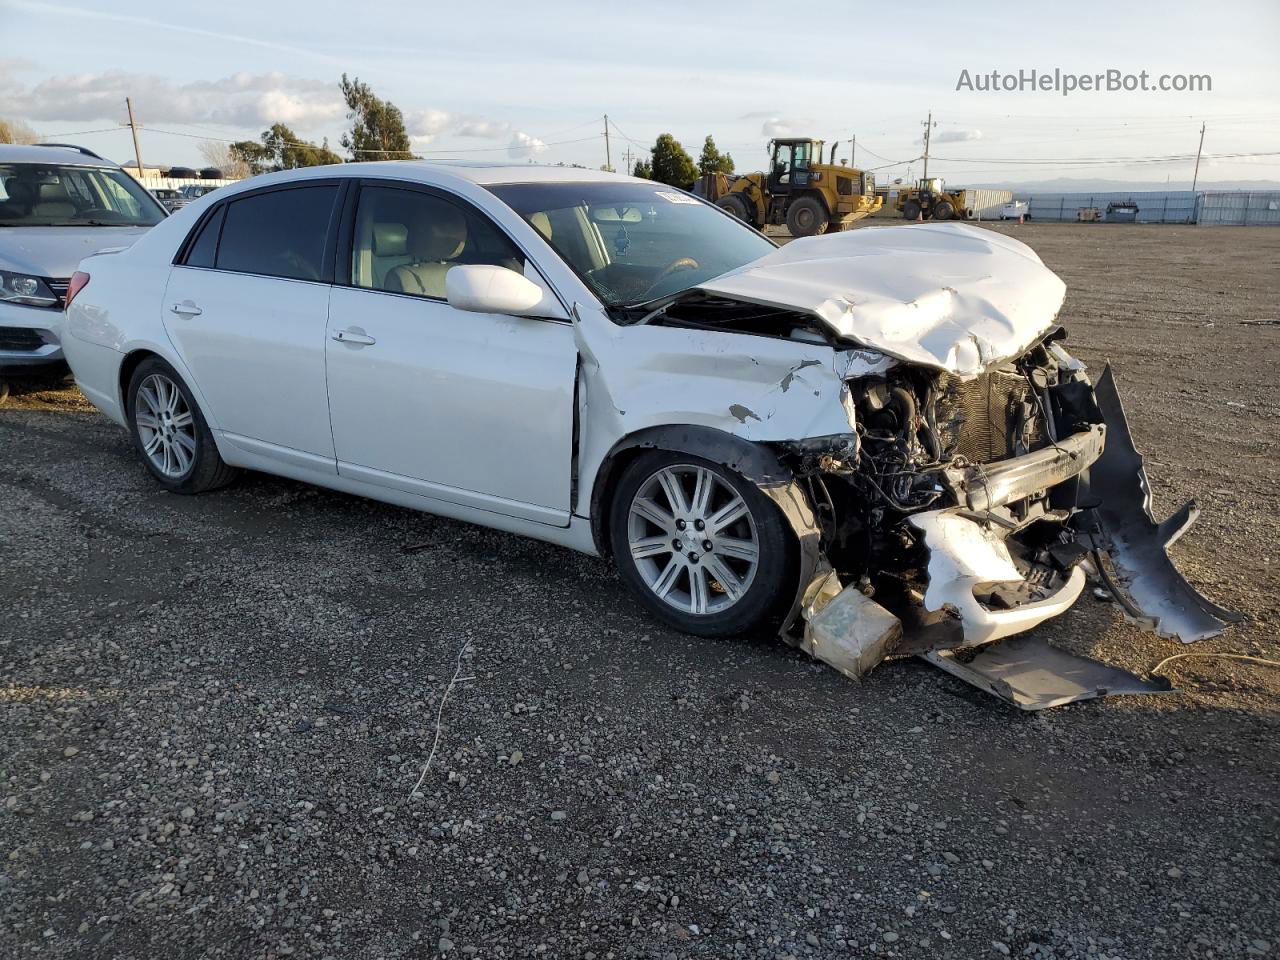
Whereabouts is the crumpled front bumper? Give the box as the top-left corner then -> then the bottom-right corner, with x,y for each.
793,364 -> 1241,709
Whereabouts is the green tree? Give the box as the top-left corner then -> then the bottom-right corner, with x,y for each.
264,124 -> 342,168
632,158 -> 652,179
648,134 -> 698,189
229,124 -> 341,175
228,139 -> 274,176
339,74 -> 413,161
697,135 -> 734,176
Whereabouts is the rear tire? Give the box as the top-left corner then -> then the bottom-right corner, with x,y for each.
609,451 -> 797,639
934,200 -> 955,221
126,356 -> 237,494
786,196 -> 829,237
717,193 -> 752,223
902,199 -> 922,220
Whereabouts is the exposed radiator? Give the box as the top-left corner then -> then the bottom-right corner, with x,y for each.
935,369 -> 1040,464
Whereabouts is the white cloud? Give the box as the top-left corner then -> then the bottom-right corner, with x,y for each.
0,69 -> 343,131
455,116 -> 510,139
408,110 -> 544,158
927,128 -> 984,144
759,116 -> 815,138
508,132 -> 548,159
407,109 -> 453,144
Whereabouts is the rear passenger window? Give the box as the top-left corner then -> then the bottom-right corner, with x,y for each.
183,205 -> 224,268
215,185 -> 338,282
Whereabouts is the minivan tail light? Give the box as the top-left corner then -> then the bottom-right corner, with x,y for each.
64,271 -> 90,309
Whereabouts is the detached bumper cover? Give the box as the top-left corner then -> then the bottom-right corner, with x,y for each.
1086,365 -> 1245,643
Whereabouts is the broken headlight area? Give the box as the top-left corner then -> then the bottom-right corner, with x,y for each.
769,333 -> 1241,710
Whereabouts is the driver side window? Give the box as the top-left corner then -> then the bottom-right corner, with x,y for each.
349,186 -> 525,300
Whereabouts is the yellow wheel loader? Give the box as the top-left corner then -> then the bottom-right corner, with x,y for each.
894,177 -> 966,221
692,138 -> 881,237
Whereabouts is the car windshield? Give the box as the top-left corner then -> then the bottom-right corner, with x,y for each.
0,163 -> 166,227
488,181 -> 776,307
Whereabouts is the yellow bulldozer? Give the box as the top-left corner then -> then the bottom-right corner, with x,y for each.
692,138 -> 881,237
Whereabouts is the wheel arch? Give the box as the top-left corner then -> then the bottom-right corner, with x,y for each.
588,424 -> 794,557
116,343 -> 222,432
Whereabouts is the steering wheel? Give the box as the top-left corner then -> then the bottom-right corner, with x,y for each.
640,256 -> 700,299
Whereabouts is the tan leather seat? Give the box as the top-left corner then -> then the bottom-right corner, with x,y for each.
33,182 -> 77,218
529,211 -> 553,241
385,207 -> 467,298
370,222 -> 409,288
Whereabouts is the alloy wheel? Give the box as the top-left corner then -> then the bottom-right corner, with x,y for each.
626,464 -> 760,616
135,373 -> 196,478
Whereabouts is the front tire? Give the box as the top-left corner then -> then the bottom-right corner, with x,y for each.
902,199 -> 922,220
609,451 -> 796,638
126,356 -> 237,494
934,200 -> 955,221
785,196 -> 829,237
717,193 -> 752,223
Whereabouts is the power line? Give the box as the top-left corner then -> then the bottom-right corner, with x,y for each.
36,127 -> 120,137
931,150 -> 1280,166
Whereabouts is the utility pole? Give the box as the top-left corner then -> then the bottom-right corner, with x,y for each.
1191,121 -> 1206,191
851,133 -> 856,167
125,97 -> 144,178
921,110 -> 935,180
622,145 -> 633,175
603,114 -> 612,172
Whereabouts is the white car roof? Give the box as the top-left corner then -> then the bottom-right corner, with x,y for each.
214,160 -> 645,197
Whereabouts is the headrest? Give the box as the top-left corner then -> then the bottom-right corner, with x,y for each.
38,181 -> 70,202
409,206 -> 467,262
373,222 -> 407,257
5,180 -> 34,203
529,211 -> 553,241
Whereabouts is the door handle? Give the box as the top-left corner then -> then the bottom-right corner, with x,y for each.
331,329 -> 376,346
171,301 -> 202,317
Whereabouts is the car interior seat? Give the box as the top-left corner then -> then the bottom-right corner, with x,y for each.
369,222 -> 411,289
385,206 -> 468,299
33,181 -> 77,218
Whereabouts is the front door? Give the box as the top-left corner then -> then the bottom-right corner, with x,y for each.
324,184 -> 576,526
162,183 -> 341,465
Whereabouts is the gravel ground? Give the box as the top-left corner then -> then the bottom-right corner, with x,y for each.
2,223 -> 1278,959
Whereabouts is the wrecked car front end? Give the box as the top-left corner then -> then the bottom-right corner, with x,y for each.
574,223 -> 1239,709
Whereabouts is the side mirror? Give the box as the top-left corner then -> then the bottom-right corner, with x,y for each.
445,264 -> 545,315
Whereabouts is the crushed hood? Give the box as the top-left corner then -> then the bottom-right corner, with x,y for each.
692,223 -> 1067,378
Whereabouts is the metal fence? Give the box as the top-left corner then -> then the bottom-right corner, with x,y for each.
1016,191 -> 1199,224
138,176 -> 240,191
1011,189 -> 1280,226
1197,191 -> 1280,226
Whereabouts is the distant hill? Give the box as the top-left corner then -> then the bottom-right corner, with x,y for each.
956,177 -> 1280,194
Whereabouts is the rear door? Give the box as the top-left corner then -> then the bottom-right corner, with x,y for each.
163,183 -> 342,468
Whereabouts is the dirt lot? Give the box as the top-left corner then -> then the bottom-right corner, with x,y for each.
2,224 -> 1278,959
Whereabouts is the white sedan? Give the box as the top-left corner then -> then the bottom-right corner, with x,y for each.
61,162 -> 1234,703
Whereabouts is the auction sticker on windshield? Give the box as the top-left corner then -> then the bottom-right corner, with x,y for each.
655,190 -> 699,204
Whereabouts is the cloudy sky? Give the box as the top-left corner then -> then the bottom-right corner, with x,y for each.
4,0 -> 1278,186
